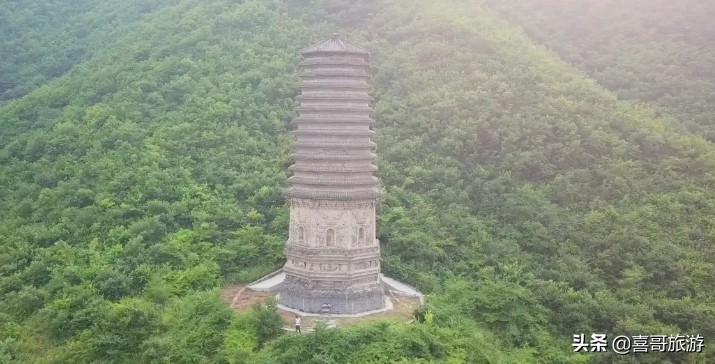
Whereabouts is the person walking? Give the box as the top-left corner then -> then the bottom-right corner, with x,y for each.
295,315 -> 302,333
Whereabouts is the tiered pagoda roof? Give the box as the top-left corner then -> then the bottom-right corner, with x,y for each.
286,36 -> 379,201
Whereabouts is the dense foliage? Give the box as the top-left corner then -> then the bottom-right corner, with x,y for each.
1,0 -> 714,363
0,0 -> 178,101
486,0 -> 715,140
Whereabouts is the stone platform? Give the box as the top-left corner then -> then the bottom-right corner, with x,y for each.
239,269 -> 423,319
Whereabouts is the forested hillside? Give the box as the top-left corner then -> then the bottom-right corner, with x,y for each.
486,0 -> 715,140
0,0 -> 179,101
1,0 -> 714,363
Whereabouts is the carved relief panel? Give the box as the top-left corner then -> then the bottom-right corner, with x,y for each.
289,199 -> 376,249
354,260 -> 378,270
292,202 -> 343,247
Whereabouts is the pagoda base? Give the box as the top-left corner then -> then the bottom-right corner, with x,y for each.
278,281 -> 385,315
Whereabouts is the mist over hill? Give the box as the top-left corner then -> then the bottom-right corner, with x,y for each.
486,0 -> 715,140
1,0 -> 714,363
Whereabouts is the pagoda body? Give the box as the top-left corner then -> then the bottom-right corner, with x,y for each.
278,36 -> 385,314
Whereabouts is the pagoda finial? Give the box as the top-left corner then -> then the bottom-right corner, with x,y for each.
301,35 -> 369,56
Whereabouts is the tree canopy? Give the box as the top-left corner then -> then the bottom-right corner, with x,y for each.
1,0 -> 714,363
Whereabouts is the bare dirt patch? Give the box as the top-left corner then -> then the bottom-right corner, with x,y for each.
338,293 -> 421,327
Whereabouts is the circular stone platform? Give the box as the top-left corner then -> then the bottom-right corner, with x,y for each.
223,271 -> 424,331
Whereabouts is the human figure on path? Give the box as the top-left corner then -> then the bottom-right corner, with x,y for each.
295,315 -> 302,333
